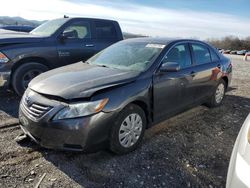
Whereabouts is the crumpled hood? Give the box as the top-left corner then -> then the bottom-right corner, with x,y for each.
29,62 -> 139,99
0,31 -> 44,45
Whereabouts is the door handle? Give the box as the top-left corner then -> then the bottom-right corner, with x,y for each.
190,71 -> 196,77
85,44 -> 94,47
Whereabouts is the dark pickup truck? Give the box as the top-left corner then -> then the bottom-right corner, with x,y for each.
0,17 -> 123,95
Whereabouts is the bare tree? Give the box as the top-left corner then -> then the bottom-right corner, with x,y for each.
207,36 -> 250,50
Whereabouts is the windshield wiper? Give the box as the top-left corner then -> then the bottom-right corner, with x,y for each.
85,61 -> 90,64
96,64 -> 109,68
84,62 -> 109,68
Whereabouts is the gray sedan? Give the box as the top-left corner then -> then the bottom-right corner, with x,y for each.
18,38 -> 232,154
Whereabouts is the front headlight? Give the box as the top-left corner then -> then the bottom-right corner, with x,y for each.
0,52 -> 9,63
53,98 -> 109,120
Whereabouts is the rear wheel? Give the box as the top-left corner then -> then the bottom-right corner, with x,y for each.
12,62 -> 48,96
206,79 -> 226,107
109,104 -> 146,154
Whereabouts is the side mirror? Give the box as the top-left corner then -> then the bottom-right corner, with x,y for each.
160,61 -> 180,72
60,30 -> 76,40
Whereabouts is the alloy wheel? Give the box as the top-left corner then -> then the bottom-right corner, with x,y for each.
118,113 -> 143,148
215,83 -> 225,104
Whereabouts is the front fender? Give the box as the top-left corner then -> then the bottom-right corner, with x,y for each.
92,77 -> 152,113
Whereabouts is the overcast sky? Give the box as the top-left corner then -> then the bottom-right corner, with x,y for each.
1,0 -> 250,39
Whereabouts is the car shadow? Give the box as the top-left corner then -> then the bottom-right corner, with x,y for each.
15,94 -> 250,188
227,86 -> 237,92
0,90 -> 20,118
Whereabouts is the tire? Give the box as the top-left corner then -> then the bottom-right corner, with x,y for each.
109,104 -> 146,154
206,79 -> 226,108
12,62 -> 48,96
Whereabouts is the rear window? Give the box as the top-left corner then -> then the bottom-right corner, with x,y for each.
191,44 -> 211,64
210,49 -> 220,62
95,21 -> 117,39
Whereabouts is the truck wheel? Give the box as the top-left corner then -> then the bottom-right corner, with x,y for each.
206,79 -> 226,108
109,104 -> 146,154
12,62 -> 48,96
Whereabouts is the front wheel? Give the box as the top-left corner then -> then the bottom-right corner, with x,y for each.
12,62 -> 48,96
206,79 -> 226,107
109,104 -> 146,154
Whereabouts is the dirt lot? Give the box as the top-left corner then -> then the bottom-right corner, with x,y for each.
0,57 -> 250,188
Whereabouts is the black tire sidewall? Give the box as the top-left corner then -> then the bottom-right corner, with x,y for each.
110,104 -> 146,154
12,62 -> 48,96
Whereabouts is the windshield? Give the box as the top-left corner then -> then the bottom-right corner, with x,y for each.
88,41 -> 165,72
30,18 -> 68,36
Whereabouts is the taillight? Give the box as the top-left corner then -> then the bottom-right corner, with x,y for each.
228,61 -> 232,72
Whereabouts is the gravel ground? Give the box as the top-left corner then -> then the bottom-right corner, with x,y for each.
0,57 -> 250,188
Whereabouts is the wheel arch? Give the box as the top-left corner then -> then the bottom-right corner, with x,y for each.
221,76 -> 229,89
10,57 -> 51,86
130,100 -> 151,128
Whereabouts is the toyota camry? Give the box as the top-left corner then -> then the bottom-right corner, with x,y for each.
19,38 -> 232,154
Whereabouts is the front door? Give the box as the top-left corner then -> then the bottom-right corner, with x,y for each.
56,20 -> 96,66
153,43 -> 196,121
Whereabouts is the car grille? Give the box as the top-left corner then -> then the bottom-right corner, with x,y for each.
21,100 -> 52,119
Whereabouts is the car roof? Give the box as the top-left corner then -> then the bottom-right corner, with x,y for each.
123,37 -> 208,46
60,17 -> 118,23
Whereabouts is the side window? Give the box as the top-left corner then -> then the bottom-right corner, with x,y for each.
165,44 -> 192,68
210,49 -> 220,62
191,44 -> 211,64
63,21 -> 91,39
95,21 -> 117,39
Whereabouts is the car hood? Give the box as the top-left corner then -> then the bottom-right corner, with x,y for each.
29,62 -> 140,99
0,31 -> 44,45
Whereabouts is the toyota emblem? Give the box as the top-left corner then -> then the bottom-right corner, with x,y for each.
25,96 -> 32,106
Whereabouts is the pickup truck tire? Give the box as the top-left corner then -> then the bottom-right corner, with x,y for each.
109,104 -> 146,154
206,79 -> 226,108
12,62 -> 48,96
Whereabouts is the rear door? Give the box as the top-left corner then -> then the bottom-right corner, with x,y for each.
190,42 -> 220,102
153,43 -> 197,121
93,20 -> 121,52
56,20 -> 96,65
